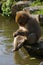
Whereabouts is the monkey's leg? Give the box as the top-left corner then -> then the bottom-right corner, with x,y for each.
13,36 -> 18,51
27,33 -> 37,44
13,35 -> 27,52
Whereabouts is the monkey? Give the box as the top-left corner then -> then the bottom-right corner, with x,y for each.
13,10 -> 41,51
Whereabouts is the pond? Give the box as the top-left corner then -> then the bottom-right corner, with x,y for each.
0,14 -> 43,65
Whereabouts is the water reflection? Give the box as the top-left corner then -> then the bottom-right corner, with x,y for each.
0,14 -> 43,65
14,48 -> 42,65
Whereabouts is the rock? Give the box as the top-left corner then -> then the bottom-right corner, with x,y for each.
11,1 -> 32,18
39,14 -> 43,25
23,6 -> 43,12
23,7 -> 40,15
24,37 -> 43,57
0,2 -> 2,13
23,6 -> 43,21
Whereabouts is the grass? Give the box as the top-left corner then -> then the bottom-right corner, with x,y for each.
30,1 -> 43,14
31,9 -> 43,14
30,1 -> 43,6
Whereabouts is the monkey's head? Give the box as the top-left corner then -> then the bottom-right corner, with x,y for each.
15,11 -> 30,26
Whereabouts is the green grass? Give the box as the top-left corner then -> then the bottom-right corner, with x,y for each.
31,9 -> 43,14
30,0 -> 43,14
30,1 -> 43,6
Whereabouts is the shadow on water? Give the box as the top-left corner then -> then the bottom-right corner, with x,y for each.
0,14 -> 43,65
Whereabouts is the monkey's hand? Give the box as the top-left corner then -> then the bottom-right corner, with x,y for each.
13,29 -> 23,37
13,30 -> 29,37
13,32 -> 19,37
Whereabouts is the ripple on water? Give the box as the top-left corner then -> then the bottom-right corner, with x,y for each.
0,36 -> 11,45
0,43 -> 13,55
0,30 -> 4,33
0,35 -> 13,55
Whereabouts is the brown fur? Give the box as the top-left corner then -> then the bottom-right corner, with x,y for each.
13,10 -> 41,51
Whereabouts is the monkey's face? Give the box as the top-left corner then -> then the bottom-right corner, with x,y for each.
15,11 -> 30,26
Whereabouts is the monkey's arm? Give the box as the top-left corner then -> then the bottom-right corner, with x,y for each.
27,33 -> 37,44
13,29 -> 29,37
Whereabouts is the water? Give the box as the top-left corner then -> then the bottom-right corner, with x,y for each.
0,14 -> 43,65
